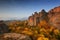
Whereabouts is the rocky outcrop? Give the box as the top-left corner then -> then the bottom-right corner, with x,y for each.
28,9 -> 48,26
48,6 -> 60,18
48,6 -> 60,29
0,33 -> 32,40
28,6 -> 60,29
0,21 -> 9,34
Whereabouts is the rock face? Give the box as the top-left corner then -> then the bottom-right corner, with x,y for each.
28,9 -> 48,26
0,33 -> 31,40
48,6 -> 60,29
0,21 -> 9,34
28,6 -> 60,29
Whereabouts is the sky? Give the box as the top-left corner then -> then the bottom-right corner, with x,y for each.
0,0 -> 60,20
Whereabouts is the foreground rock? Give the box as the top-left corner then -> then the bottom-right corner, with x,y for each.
0,21 -> 9,34
0,33 -> 32,40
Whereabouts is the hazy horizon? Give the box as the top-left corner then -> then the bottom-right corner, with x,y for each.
0,0 -> 60,20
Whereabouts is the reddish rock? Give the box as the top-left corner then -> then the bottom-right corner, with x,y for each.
28,9 -> 48,26
28,6 -> 60,29
48,6 -> 60,29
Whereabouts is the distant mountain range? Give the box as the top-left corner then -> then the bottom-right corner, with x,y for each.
0,17 -> 28,21
20,17 -> 28,20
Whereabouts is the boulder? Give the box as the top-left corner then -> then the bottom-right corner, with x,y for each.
0,21 -> 9,34
0,33 -> 32,40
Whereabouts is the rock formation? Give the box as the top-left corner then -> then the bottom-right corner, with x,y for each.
0,33 -> 31,40
0,21 -> 9,34
28,9 -> 47,26
28,9 -> 48,26
48,6 -> 60,29
28,6 -> 60,29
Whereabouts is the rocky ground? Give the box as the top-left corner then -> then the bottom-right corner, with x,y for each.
0,33 -> 32,40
